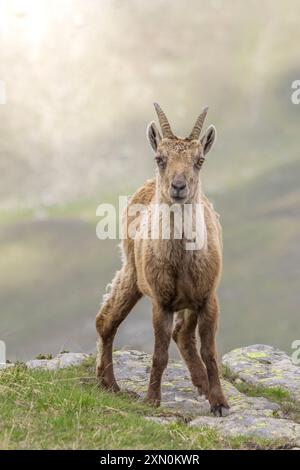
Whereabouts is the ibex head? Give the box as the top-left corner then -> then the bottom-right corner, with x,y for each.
147,103 -> 216,204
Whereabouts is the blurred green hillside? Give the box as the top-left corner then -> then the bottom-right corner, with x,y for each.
1,157 -> 300,360
0,0 -> 299,359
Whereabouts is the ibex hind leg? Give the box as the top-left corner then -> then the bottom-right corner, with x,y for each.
172,310 -> 209,398
96,265 -> 142,392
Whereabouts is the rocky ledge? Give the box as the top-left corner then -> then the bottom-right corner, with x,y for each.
12,345 -> 300,447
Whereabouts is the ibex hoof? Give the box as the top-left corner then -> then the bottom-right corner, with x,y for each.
211,404 -> 230,417
98,378 -> 120,393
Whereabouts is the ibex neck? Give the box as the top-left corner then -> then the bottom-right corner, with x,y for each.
152,175 -> 207,253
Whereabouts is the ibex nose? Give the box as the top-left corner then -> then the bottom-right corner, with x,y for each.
170,175 -> 187,201
171,181 -> 186,191
171,174 -> 187,190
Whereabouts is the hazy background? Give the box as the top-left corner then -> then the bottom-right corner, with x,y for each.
0,0 -> 299,360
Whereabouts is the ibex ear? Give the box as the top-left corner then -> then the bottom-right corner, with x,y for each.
147,121 -> 162,152
200,125 -> 216,155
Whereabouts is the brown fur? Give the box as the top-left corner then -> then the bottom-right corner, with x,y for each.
95,108 -> 229,416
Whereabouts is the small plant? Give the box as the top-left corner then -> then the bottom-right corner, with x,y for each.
35,353 -> 53,360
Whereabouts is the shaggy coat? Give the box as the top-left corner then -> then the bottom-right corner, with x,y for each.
96,104 -> 229,416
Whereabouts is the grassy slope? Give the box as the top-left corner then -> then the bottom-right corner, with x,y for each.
0,357 -> 283,450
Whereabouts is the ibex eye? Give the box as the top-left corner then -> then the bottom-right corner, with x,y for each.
195,156 -> 205,169
155,155 -> 167,170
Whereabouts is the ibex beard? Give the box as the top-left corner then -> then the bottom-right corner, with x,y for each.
95,103 -> 229,417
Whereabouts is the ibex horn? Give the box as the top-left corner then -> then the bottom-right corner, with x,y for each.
153,102 -> 174,138
188,106 -> 209,140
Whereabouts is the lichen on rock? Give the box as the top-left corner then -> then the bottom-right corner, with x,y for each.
222,344 -> 300,403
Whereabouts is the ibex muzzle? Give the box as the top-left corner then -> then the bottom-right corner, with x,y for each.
170,173 -> 187,201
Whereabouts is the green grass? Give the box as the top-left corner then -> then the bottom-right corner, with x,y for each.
237,384 -> 290,402
237,383 -> 300,423
0,359 -> 285,450
221,365 -> 300,423
0,359 -> 220,450
221,363 -> 290,399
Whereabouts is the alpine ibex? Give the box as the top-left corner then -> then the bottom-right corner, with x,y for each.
96,103 -> 229,416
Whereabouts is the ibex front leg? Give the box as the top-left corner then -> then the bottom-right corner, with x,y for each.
96,265 -> 141,391
198,295 -> 229,416
146,305 -> 174,406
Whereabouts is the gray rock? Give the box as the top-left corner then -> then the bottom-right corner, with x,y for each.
221,379 -> 280,417
222,344 -> 300,403
26,352 -> 89,370
112,348 -> 300,446
189,415 -> 300,446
